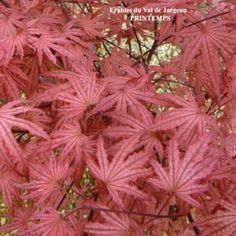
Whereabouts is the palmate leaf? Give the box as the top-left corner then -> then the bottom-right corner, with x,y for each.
51,121 -> 95,162
86,137 -> 151,206
92,76 -> 167,114
26,208 -> 75,236
56,76 -> 106,120
0,9 -> 28,65
29,31 -> 72,65
85,209 -> 142,236
76,14 -> 109,38
0,163 -> 21,209
198,201 -> 236,236
57,20 -> 91,48
0,101 -> 49,170
0,60 -> 30,100
177,19 -> 236,98
104,109 -> 163,156
150,93 -> 218,144
149,134 -> 215,208
0,206 -> 35,235
20,157 -> 71,205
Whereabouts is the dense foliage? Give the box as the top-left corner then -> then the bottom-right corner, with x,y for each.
0,0 -> 235,235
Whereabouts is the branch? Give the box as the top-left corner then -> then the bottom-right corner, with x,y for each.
132,26 -> 143,56
56,181 -> 74,210
147,17 -> 171,64
65,204 -> 182,219
156,77 -> 194,89
102,42 -> 111,55
147,40 -> 158,64
83,193 -> 99,236
188,212 -> 201,235
144,10 -> 234,62
186,10 -> 232,28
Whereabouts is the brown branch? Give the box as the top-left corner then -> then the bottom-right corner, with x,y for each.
83,193 -> 99,236
147,40 -> 158,64
77,3 -> 87,14
132,26 -> 143,56
188,212 -> 201,235
56,181 -> 74,210
144,192 -> 175,226
156,77 -> 194,88
208,92 -> 231,115
186,10 -> 232,28
102,42 -> 111,56
83,205 -> 180,218
65,203 -> 182,220
147,18 -> 167,64
12,128 -> 30,134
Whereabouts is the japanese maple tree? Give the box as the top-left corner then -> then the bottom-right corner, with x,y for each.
0,0 -> 235,235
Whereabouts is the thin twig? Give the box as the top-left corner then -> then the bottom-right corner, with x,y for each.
186,10 -> 232,28
65,204 -> 182,219
83,193 -> 99,236
147,19 -> 163,64
188,212 -> 201,235
56,181 -> 74,210
102,42 -> 111,55
144,10 -> 233,60
145,192 -> 175,225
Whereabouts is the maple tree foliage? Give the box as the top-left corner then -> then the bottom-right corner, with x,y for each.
0,0 -> 235,235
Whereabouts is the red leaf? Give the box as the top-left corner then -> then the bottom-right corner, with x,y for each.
149,134 -> 215,208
